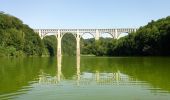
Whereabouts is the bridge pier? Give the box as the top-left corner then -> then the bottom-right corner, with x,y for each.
115,29 -> 118,39
57,30 -> 62,56
57,55 -> 62,82
76,30 -> 81,56
76,55 -> 80,86
95,29 -> 100,40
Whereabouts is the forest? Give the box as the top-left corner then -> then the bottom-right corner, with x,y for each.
81,16 -> 170,56
0,12 -> 43,57
0,12 -> 170,57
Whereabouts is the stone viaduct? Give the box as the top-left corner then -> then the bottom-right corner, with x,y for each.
34,28 -> 137,56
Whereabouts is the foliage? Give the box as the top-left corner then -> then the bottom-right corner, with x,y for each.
80,38 -> 95,55
42,34 -> 76,56
43,36 -> 57,56
1,11 -> 170,57
62,33 -> 76,56
81,16 -> 170,56
0,12 -> 44,57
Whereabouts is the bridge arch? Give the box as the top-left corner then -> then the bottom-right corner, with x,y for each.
117,32 -> 129,39
38,31 -> 57,39
43,32 -> 56,38
100,32 -> 114,39
61,32 -> 77,40
80,32 -> 95,39
61,33 -> 77,56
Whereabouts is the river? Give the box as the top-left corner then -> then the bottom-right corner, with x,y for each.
0,56 -> 170,100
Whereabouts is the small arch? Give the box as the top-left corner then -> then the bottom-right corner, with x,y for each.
80,32 -> 95,39
100,32 -> 114,39
43,32 -> 56,39
46,32 -> 56,36
117,32 -> 129,39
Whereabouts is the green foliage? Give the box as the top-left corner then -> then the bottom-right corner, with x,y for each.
80,38 -> 95,55
43,36 -> 57,56
81,16 -> 170,56
133,16 -> 170,56
0,12 -> 44,57
62,33 -> 76,56
1,11 -> 170,57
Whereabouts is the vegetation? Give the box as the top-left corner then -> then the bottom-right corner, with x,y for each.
61,33 -> 76,56
42,34 -> 76,56
0,12 -> 43,57
80,38 -> 95,55
81,16 -> 170,56
0,11 -> 170,57
43,36 -> 57,56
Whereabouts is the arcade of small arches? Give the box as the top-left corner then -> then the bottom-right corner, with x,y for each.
34,28 -> 137,56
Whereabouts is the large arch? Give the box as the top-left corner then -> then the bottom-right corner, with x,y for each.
61,33 -> 77,56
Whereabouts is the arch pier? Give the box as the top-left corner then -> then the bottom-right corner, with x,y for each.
34,28 -> 137,56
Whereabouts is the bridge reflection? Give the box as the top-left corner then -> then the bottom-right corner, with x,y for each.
1,57 -> 170,99
38,56 -> 134,86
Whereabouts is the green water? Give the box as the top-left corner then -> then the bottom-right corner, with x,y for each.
0,56 -> 170,100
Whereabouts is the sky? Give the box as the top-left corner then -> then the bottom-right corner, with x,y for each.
0,0 -> 170,29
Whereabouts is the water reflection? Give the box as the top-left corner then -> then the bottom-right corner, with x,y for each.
37,56 -> 169,91
1,57 -> 170,100
57,55 -> 62,82
38,56 -> 63,84
37,56 -> 122,86
37,56 -> 125,86
76,56 -> 80,86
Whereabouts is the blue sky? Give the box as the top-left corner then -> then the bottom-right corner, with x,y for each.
0,0 -> 170,29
